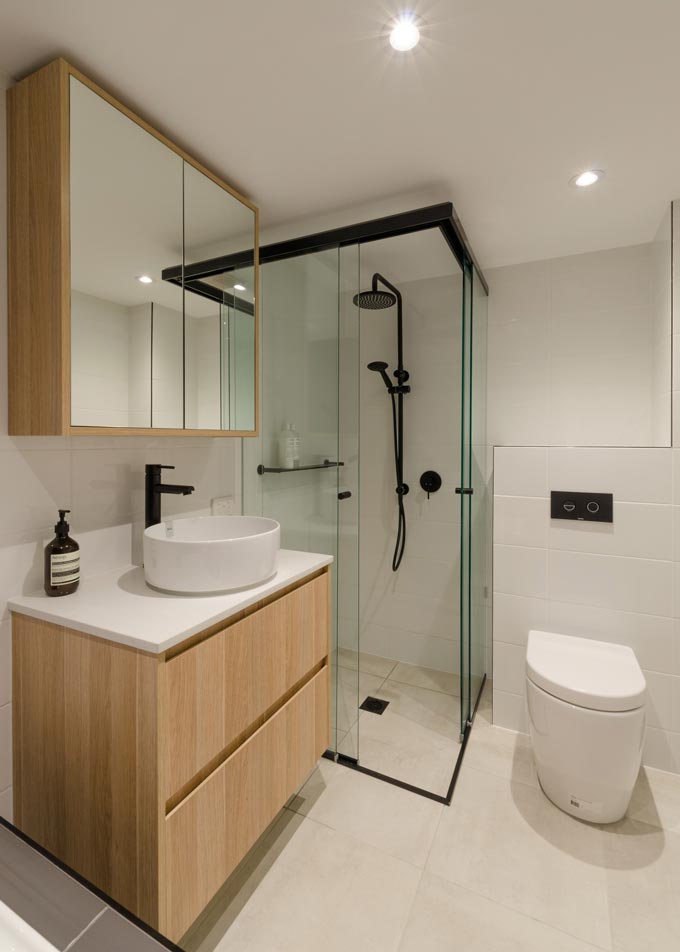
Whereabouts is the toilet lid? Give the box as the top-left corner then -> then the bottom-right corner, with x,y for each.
526,630 -> 646,712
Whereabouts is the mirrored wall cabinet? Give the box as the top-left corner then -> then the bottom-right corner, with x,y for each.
8,58 -> 258,436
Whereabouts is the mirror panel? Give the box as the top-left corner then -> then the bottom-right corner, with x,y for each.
182,162 -> 257,431
69,76 -> 184,428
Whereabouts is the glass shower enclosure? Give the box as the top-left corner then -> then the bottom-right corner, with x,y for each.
243,204 -> 489,802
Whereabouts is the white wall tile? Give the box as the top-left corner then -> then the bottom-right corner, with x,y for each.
546,601 -> 673,674
493,642 -> 527,695
494,496 -> 549,548
493,447 -> 547,497
548,503 -> 672,561
547,550 -> 672,617
357,272 -> 473,673
643,727 -> 680,774
493,593 -> 548,647
644,671 -> 675,730
494,544 -> 546,599
492,688 -> 528,733
548,447 -> 672,504
361,624 -> 459,674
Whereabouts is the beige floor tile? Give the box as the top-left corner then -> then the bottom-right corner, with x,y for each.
389,661 -> 459,696
188,810 -> 421,952
289,758 -> 443,868
426,767 -> 611,949
602,817 -> 680,952
464,713 -> 539,789
627,765 -> 680,833
337,647 -> 397,680
374,681 -> 460,741
398,872 -> 604,952
356,705 -> 458,795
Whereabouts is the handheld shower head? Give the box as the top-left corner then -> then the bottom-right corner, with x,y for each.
367,360 -> 393,391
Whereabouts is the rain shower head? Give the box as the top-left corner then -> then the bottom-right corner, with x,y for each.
353,289 -> 397,310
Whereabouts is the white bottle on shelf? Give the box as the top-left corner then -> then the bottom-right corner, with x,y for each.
278,422 -> 301,469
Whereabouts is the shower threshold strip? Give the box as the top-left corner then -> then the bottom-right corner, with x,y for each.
323,674 -> 487,806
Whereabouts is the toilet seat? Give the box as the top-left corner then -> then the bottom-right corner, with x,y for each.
526,630 -> 645,713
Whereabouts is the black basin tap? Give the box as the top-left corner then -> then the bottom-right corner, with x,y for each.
145,464 -> 195,528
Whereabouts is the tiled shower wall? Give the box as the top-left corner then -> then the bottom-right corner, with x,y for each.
493,446 -> 680,773
0,71 -> 242,820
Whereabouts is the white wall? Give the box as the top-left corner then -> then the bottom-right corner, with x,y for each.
0,71 -> 242,820
359,273 -> 463,672
71,290 -> 134,427
487,242 -> 671,448
493,446 -> 680,773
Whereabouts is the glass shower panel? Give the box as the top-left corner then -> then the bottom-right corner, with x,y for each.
470,267 -> 489,709
245,249 -> 343,751
336,244 -> 361,759
459,261 -> 473,735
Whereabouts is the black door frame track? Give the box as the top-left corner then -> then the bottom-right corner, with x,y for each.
323,674 -> 487,805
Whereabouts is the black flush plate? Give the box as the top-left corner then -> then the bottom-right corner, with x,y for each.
551,491 -> 613,523
360,696 -> 390,715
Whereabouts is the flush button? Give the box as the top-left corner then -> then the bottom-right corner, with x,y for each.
551,491 -> 613,523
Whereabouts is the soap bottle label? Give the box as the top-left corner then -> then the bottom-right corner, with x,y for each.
50,551 -> 80,587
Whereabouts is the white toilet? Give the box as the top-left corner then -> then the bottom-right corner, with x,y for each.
526,630 -> 646,824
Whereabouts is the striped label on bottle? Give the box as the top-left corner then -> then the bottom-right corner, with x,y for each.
50,552 -> 80,586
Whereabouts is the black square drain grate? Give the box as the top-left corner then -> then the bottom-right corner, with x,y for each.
360,696 -> 390,715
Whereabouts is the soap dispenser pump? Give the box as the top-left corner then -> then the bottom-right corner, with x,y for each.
44,509 -> 80,597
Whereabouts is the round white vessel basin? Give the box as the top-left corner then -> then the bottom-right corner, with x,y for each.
143,515 -> 281,594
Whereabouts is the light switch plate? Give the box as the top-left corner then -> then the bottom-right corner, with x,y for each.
211,495 -> 236,515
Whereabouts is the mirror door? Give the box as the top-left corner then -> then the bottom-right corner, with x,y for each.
69,75 -> 257,434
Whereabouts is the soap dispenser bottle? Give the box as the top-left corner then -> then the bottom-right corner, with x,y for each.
278,422 -> 301,470
44,510 -> 80,597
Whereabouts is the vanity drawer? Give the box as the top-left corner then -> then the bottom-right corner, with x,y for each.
161,572 -> 329,800
164,665 -> 329,941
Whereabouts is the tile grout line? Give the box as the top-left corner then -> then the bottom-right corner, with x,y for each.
62,907 -> 107,952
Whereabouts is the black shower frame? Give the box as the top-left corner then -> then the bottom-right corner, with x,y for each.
162,201 -> 488,293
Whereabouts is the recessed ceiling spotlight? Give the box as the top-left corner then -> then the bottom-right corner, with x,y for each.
136,274 -> 153,284
571,170 -> 605,188
389,13 -> 420,51
233,283 -> 246,291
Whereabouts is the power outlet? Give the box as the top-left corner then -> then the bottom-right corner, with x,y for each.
211,495 -> 237,515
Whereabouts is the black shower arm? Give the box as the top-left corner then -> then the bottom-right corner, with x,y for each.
372,273 -> 405,374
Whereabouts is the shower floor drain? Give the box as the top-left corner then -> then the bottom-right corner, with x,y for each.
360,696 -> 390,715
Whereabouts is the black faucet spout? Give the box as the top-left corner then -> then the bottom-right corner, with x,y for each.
159,484 -> 195,496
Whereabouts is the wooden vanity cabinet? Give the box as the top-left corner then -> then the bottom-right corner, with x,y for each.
11,569 -> 330,942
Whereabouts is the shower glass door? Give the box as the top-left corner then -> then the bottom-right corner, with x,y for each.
243,247 -> 346,752
460,261 -> 473,736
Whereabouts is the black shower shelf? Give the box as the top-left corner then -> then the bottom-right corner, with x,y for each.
257,460 -> 344,475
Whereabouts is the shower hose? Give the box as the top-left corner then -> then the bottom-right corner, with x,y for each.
390,389 -> 406,571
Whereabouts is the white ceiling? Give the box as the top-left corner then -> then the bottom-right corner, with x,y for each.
1,0 -> 679,269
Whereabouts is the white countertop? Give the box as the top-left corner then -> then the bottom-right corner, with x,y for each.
8,549 -> 333,654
